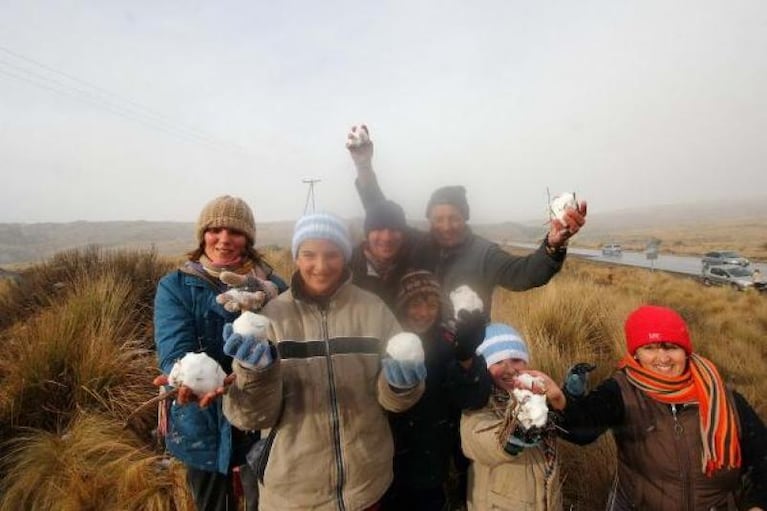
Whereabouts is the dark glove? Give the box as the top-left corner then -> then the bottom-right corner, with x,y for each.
223,323 -> 273,368
564,362 -> 596,397
454,309 -> 488,361
503,434 -> 540,456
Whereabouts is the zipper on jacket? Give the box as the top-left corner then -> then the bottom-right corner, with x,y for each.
670,404 -> 693,511
321,308 -> 347,511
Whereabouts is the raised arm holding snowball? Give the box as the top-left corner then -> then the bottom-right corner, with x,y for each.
345,124 -> 585,316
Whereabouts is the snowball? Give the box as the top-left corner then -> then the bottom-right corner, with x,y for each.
232,311 -> 270,340
512,374 -> 549,429
549,192 -> 578,223
449,285 -> 483,318
386,332 -> 425,363
346,125 -> 370,148
168,352 -> 226,396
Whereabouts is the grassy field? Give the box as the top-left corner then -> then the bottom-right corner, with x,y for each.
0,246 -> 764,510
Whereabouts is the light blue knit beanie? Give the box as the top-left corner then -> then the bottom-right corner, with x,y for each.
476,323 -> 530,368
291,213 -> 353,262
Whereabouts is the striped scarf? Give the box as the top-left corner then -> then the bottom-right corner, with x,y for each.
617,353 -> 741,476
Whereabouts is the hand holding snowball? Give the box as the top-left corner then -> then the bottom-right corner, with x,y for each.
383,333 -> 427,389
547,192 -> 587,249
345,124 -> 374,170
516,370 -> 566,411
153,352 -> 234,407
223,312 -> 274,369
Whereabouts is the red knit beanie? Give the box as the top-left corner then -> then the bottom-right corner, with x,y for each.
624,305 -> 693,355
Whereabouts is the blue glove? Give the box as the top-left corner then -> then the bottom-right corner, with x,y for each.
382,358 -> 427,389
564,362 -> 596,397
503,434 -> 540,456
223,323 -> 273,368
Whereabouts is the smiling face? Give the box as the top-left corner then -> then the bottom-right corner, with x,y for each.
203,227 -> 248,266
428,204 -> 467,248
295,238 -> 346,297
366,228 -> 404,263
634,342 -> 687,377
403,293 -> 440,335
488,358 -> 529,391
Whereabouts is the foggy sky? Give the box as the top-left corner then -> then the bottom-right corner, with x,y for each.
1,1 -> 766,225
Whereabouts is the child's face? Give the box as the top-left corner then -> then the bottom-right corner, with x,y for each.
489,358 -> 529,391
404,294 -> 440,335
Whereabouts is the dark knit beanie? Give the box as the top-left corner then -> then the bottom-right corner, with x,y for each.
196,195 -> 256,244
364,200 -> 407,234
396,270 -> 441,311
426,185 -> 470,220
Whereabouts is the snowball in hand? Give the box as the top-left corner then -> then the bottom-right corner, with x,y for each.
232,311 -> 270,340
449,285 -> 484,317
386,332 -> 425,363
345,125 -> 370,148
168,352 -> 226,396
512,373 -> 549,430
549,192 -> 577,223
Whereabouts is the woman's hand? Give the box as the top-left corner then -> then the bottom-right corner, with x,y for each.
547,201 -> 587,249
152,373 -> 235,408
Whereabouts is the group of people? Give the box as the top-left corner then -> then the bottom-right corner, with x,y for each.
153,126 -> 766,511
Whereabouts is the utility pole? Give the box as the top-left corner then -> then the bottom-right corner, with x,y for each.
302,178 -> 321,214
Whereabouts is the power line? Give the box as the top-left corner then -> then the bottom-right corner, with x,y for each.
0,45 -> 248,154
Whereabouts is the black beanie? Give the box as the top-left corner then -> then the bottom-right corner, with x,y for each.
364,200 -> 407,233
426,185 -> 470,220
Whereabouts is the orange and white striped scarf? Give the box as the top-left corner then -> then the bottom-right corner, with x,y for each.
617,353 -> 741,476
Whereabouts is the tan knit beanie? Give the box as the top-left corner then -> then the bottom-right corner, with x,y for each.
196,195 -> 256,244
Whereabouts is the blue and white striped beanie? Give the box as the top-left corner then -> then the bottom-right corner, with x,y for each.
476,323 -> 530,367
291,213 -> 353,262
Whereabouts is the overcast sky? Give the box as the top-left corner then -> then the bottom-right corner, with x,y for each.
1,1 -> 765,225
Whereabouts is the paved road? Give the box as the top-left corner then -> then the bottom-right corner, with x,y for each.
508,243 -> 767,277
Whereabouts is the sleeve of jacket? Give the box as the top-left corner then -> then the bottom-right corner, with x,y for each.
733,391 -> 767,509
445,355 -> 493,411
154,273 -> 198,375
484,239 -> 564,292
354,173 -> 387,211
376,302 -> 425,412
557,377 -> 624,445
223,356 -> 283,431
461,406 -> 516,466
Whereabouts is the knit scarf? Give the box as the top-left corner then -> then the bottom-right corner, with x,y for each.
617,353 -> 741,476
199,255 -> 262,279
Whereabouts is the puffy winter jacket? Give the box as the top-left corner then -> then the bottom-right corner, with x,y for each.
223,274 -> 425,511
154,263 -> 286,474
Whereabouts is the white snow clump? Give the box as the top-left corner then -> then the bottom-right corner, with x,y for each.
345,125 -> 370,148
512,373 -> 549,430
232,311 -> 270,340
168,352 -> 226,396
549,192 -> 578,223
449,285 -> 483,318
386,332 -> 425,363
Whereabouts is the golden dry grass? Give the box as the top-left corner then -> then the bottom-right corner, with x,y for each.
0,246 -> 764,510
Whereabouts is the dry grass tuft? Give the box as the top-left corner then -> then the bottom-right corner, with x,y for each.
0,413 -> 193,511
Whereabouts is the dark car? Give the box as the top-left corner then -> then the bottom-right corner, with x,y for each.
701,251 -> 750,267
601,243 -> 623,257
701,264 -> 766,292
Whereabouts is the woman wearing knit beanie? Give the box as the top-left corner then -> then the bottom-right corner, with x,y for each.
223,212 -> 428,511
461,323 -> 563,511
530,305 -> 767,511
382,270 -> 491,511
153,195 -> 288,511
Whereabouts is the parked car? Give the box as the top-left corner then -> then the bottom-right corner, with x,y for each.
601,243 -> 623,257
701,251 -> 750,267
701,264 -> 766,292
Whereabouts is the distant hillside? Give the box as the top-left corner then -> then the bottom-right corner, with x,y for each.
2,196 -> 765,264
